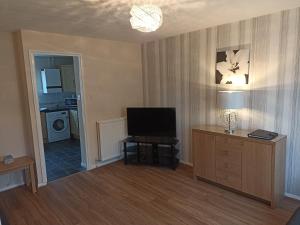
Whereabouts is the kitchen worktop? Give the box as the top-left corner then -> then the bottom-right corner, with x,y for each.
40,107 -> 77,113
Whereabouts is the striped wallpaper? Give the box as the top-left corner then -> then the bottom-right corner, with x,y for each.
142,7 -> 300,196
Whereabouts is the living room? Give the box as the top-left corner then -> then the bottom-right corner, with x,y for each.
1,1 -> 300,224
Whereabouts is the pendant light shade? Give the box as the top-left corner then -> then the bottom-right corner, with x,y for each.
130,5 -> 163,32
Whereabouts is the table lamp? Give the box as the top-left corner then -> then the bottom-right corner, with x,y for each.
217,91 -> 245,134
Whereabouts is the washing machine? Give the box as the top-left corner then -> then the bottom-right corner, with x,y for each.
46,110 -> 70,143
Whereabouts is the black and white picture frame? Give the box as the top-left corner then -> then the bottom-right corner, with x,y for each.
215,48 -> 250,84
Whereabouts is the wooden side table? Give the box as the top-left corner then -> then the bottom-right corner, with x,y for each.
0,156 -> 37,193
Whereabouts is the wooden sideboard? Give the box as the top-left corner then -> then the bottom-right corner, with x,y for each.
192,125 -> 286,208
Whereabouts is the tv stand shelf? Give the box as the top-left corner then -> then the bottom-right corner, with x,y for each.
123,136 -> 179,169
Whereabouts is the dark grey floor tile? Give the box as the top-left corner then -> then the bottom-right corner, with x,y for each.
44,139 -> 85,182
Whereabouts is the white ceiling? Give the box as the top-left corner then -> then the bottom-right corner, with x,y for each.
1,0 -> 300,43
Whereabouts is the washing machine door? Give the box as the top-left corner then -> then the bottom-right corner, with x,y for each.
52,118 -> 67,132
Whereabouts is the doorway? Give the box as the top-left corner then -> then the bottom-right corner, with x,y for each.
31,53 -> 87,182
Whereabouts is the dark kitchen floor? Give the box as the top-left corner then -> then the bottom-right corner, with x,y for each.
44,139 -> 85,182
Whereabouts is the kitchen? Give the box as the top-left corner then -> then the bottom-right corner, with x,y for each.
35,55 -> 85,182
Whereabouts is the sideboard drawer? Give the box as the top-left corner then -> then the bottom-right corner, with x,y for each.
216,148 -> 242,166
216,136 -> 245,151
216,158 -> 241,176
216,170 -> 242,190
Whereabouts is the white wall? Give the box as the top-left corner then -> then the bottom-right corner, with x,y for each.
18,30 -> 143,186
0,30 -> 143,191
0,32 -> 31,190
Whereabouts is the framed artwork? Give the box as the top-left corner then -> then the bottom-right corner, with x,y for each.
215,48 -> 250,84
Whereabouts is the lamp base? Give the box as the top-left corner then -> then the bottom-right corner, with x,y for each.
225,129 -> 234,134
222,110 -> 238,135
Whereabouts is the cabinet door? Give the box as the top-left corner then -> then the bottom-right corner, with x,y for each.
61,65 -> 76,92
193,132 -> 216,182
41,69 -> 62,93
40,112 -> 48,143
70,110 -> 79,138
242,142 -> 272,200
44,69 -> 62,86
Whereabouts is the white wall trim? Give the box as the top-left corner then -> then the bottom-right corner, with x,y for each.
180,160 -> 193,167
38,182 -> 47,188
0,181 -> 24,192
285,192 -> 300,201
96,156 -> 193,168
81,162 -> 87,168
0,181 -> 47,192
73,55 -> 91,170
28,50 -> 48,185
95,156 -> 123,167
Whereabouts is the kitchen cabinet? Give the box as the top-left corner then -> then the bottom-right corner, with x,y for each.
40,112 -> 48,143
69,109 -> 79,139
61,65 -> 76,93
41,69 -> 62,93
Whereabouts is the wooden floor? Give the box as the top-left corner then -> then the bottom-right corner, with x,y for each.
1,162 -> 299,225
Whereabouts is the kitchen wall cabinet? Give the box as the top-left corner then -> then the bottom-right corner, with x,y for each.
61,65 -> 76,93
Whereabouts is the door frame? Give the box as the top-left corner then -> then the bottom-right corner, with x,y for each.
28,50 -> 90,186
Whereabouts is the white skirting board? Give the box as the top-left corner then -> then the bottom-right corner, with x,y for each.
0,181 -> 24,192
96,117 -> 127,163
0,170 -> 24,192
96,155 -> 123,168
180,160 -> 193,167
285,193 -> 300,201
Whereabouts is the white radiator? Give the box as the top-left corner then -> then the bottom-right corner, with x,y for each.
96,117 -> 127,162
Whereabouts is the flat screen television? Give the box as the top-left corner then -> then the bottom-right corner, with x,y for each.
127,107 -> 176,137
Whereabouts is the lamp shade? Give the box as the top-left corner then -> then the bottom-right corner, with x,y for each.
217,91 -> 245,109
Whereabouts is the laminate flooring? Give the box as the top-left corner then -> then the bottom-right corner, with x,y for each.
0,161 -> 299,225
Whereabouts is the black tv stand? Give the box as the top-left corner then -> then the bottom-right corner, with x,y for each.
123,136 -> 179,169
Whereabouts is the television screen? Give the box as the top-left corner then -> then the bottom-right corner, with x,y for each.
127,107 -> 176,137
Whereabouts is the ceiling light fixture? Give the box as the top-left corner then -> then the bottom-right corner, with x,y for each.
130,5 -> 163,32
